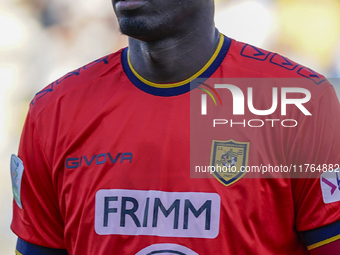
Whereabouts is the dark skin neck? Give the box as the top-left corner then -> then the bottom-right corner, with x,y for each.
128,13 -> 219,84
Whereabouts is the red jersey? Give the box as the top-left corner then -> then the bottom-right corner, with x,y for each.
11,34 -> 340,254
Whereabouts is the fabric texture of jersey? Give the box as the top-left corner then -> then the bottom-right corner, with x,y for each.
11,34 -> 340,255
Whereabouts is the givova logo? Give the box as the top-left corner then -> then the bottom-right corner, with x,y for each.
95,189 -> 221,238
66,152 -> 132,169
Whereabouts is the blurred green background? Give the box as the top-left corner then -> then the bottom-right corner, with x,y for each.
1,0 -> 340,253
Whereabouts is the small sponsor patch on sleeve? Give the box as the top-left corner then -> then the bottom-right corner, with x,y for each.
320,170 -> 340,204
10,154 -> 24,209
320,168 -> 340,204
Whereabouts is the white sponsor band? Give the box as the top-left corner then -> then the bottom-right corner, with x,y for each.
95,189 -> 221,238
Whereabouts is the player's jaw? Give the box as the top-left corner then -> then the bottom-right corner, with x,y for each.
112,0 -> 212,42
112,0 -> 161,40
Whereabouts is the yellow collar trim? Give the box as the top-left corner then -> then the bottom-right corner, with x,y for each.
127,34 -> 224,88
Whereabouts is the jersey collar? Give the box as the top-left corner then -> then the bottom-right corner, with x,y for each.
121,33 -> 231,97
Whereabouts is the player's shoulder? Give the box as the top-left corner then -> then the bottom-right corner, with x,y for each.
28,48 -> 124,119
225,38 -> 328,86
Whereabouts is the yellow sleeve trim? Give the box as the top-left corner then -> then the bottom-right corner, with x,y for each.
15,249 -> 23,255
307,233 -> 340,250
127,34 -> 224,88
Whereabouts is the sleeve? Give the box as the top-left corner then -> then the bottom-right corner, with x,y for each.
301,220 -> 340,250
308,237 -> 340,255
16,238 -> 69,255
288,84 -> 340,250
11,110 -> 66,249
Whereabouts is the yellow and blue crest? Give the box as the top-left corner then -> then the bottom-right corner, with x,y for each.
210,139 -> 250,186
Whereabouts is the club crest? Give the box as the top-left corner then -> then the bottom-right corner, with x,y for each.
210,140 -> 250,186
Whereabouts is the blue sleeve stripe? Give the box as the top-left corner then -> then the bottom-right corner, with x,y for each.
16,238 -> 69,255
302,220 -> 340,249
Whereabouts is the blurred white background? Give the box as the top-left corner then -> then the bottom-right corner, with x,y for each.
1,0 -> 340,253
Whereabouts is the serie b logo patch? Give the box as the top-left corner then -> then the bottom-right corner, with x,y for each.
210,140 -> 250,186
